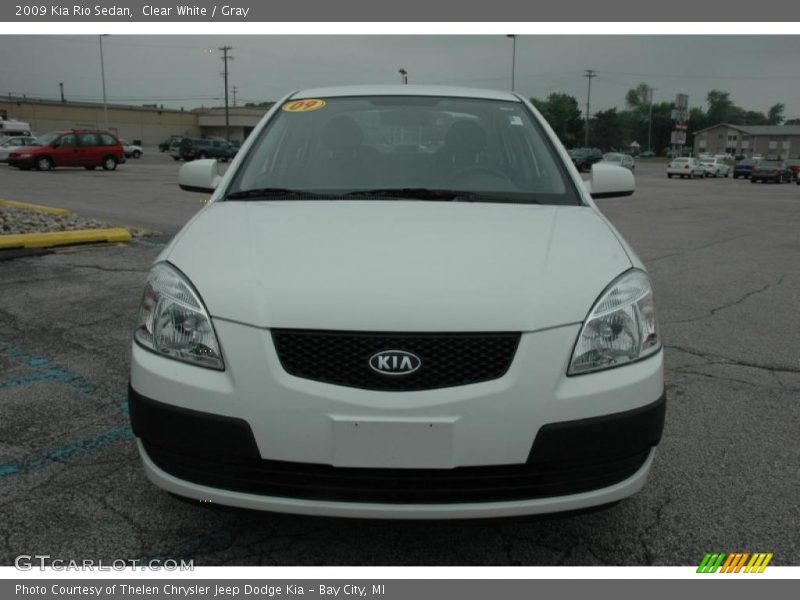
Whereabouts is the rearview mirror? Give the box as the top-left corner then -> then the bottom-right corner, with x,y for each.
178,159 -> 222,193
585,163 -> 635,199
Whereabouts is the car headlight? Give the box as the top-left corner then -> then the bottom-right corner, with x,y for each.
134,262 -> 224,370
568,269 -> 661,375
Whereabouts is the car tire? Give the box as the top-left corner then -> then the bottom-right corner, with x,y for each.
751,178 -> 757,183
35,156 -> 53,171
101,156 -> 117,171
172,156 -> 180,161
132,150 -> 141,159
667,173 -> 672,178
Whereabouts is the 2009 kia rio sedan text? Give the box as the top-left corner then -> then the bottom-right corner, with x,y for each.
129,86 -> 665,519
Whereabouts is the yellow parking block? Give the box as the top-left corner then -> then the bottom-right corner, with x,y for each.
0,198 -> 72,217
0,228 -> 132,249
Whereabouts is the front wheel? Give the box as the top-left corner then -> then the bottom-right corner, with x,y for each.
132,150 -> 141,159
35,156 -> 53,171
101,156 -> 117,171
667,173 -> 673,178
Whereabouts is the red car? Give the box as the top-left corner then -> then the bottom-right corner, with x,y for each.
8,129 -> 124,171
785,159 -> 800,182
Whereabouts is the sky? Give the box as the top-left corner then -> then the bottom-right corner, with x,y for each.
1,35 -> 799,120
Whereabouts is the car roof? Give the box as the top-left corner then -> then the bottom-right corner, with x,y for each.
288,84 -> 521,102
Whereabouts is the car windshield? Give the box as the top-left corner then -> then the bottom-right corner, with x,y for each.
36,132 -> 59,145
226,95 -> 580,206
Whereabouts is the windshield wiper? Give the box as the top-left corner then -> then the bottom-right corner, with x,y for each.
224,188 -> 332,201
343,188 -> 479,201
344,188 -> 541,204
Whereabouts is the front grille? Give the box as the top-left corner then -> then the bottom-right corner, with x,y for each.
271,329 -> 520,391
144,443 -> 650,505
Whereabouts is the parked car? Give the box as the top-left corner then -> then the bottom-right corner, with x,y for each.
667,157 -> 705,179
7,130 -> 124,171
0,135 -> 39,163
639,150 -> 656,158
600,152 -> 635,171
169,138 -> 183,161
750,161 -> 793,183
129,85 -> 664,519
121,140 -> 143,159
699,157 -> 730,178
568,147 -> 603,172
159,135 -> 183,152
732,158 -> 761,179
784,159 -> 800,181
178,137 -> 236,162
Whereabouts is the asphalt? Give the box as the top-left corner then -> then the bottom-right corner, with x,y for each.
0,160 -> 798,566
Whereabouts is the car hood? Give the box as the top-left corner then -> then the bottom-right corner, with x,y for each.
166,201 -> 632,332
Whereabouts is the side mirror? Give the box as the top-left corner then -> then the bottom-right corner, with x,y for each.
178,159 -> 222,193
584,163 -> 635,199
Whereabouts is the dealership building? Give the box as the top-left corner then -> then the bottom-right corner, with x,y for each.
0,96 -> 270,145
693,123 -> 800,159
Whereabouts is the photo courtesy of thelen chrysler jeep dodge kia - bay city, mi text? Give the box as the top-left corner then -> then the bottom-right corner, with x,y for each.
129,85 -> 665,519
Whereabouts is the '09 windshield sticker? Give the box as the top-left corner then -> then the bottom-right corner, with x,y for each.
282,99 -> 327,113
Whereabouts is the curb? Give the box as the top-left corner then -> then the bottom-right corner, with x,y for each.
0,198 -> 72,217
0,228 -> 132,249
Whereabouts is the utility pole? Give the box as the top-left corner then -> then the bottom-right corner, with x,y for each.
584,69 -> 596,147
59,82 -> 65,103
647,86 -> 656,153
99,35 -> 109,131
507,35 -> 517,92
232,86 -> 238,108
219,46 -> 233,141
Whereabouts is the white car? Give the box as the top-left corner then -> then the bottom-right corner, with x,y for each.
601,152 -> 635,171
667,157 -> 706,179
121,140 -> 143,159
0,135 -> 38,162
699,157 -> 731,178
129,85 -> 664,519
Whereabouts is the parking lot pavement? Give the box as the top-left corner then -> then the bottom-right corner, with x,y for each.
0,150 -> 211,234
1,162 -> 799,566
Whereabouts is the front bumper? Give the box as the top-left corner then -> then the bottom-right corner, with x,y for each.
8,157 -> 35,168
129,320 -> 665,517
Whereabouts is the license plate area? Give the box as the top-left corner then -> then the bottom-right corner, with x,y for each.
330,417 -> 456,469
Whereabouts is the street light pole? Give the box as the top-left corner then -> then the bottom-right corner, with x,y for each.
647,86 -> 656,153
584,69 -> 596,147
99,35 -> 109,131
398,68 -> 408,85
507,35 -> 516,92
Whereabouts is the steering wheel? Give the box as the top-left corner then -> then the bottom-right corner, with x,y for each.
445,165 -> 510,185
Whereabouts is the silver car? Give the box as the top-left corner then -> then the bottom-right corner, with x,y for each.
601,152 -> 635,171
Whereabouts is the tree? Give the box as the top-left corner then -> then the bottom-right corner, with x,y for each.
785,118 -> 800,126
706,90 -> 737,124
589,108 -> 623,150
530,93 -> 584,147
767,103 -> 785,125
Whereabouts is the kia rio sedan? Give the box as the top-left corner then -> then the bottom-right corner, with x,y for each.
129,86 -> 665,519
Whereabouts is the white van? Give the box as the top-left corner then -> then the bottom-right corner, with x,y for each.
0,118 -> 32,140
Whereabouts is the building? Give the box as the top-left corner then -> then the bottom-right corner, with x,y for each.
693,123 -> 800,159
0,95 -> 270,146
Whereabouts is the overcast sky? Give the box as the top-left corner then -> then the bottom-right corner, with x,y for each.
1,35 -> 799,119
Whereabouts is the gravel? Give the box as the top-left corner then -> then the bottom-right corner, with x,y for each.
0,206 -> 150,236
